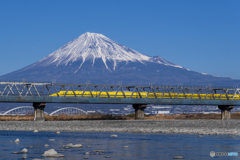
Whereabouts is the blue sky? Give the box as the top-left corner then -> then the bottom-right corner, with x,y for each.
0,0 -> 239,79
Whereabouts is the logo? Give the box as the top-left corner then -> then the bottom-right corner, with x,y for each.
210,151 -> 215,157
210,151 -> 238,157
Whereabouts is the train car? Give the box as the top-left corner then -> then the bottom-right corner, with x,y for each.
49,91 -> 240,100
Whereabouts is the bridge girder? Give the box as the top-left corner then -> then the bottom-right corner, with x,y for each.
0,96 -> 239,105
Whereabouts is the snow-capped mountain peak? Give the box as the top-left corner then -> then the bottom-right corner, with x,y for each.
31,32 -> 184,72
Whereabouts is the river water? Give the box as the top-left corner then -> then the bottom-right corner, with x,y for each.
0,131 -> 239,160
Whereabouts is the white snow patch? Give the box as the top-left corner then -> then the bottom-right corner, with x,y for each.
31,32 -> 185,71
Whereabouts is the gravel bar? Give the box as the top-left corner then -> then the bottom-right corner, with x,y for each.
1,120 -> 240,135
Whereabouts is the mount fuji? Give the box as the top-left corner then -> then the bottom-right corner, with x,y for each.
0,32 -> 239,87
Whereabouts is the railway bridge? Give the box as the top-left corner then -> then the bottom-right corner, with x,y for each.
0,82 -> 240,121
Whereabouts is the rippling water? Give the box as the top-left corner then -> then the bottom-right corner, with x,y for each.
0,131 -> 239,160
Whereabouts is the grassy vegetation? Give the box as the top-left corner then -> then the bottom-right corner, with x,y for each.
2,112 -> 240,121
145,113 -> 225,120
0,114 -> 129,121
126,113 -> 150,118
0,115 -> 34,121
126,113 -> 135,118
45,114 -> 127,121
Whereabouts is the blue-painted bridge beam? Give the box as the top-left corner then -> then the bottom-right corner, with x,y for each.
0,96 -> 240,105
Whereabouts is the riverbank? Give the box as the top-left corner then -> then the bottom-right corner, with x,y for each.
0,114 -> 128,121
2,113 -> 240,121
0,120 -> 240,135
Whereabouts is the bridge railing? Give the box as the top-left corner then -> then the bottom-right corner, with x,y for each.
0,82 -> 240,100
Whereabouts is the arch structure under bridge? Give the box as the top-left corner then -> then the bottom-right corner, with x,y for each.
2,106 -> 48,115
49,107 -> 88,116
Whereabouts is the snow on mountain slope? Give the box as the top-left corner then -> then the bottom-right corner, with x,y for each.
29,32 -> 185,72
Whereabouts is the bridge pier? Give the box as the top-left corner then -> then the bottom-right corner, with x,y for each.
33,103 -> 46,121
132,104 -> 147,120
218,105 -> 234,120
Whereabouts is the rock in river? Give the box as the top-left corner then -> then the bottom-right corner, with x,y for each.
20,148 -> 28,153
42,149 -> 64,157
14,139 -> 20,143
110,135 -> 118,137
65,143 -> 73,147
122,146 -> 129,148
93,150 -> 105,152
70,144 -> 83,148
173,156 -> 184,159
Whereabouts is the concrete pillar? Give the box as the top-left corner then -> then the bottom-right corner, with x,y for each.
33,102 -> 46,121
218,105 -> 234,120
132,104 -> 147,120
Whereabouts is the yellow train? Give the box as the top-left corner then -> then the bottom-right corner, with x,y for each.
49,91 -> 240,100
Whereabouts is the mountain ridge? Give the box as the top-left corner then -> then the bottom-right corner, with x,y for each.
0,32 -> 239,87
